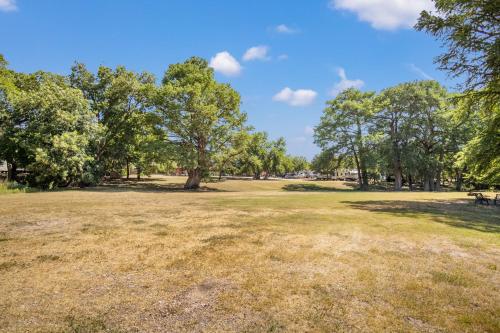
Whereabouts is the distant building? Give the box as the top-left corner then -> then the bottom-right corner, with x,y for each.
333,169 -> 359,180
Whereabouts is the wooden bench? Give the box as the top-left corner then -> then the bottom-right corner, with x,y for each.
494,194 -> 500,206
468,192 -> 491,205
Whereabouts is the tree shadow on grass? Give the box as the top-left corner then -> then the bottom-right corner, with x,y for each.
282,183 -> 353,192
79,178 -> 226,193
341,199 -> 500,233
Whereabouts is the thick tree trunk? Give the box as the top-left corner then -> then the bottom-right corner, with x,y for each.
408,174 -> 413,191
185,168 -> 202,189
7,162 -> 17,182
424,173 -> 433,192
136,167 -> 141,180
393,160 -> 403,191
219,169 -> 223,181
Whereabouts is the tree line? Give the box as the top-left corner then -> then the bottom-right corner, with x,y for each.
313,82 -> 477,191
313,0 -> 499,191
0,56 -> 308,189
1,0 -> 498,191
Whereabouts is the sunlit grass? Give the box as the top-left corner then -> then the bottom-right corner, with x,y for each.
0,176 -> 499,332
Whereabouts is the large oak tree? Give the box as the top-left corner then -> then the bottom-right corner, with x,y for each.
156,57 -> 246,189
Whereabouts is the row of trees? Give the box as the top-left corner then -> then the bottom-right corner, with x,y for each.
0,56 -> 308,189
314,82 -> 474,191
313,0 -> 499,191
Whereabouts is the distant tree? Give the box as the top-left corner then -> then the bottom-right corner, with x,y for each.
315,88 -> 374,190
156,57 -> 246,189
212,130 -> 250,180
263,137 -> 287,178
311,149 -> 342,178
237,131 -> 270,179
288,156 -> 310,173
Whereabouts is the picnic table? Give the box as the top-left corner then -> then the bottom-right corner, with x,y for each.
468,192 -> 500,206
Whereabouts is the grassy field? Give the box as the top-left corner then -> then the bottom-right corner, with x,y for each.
0,176 -> 499,332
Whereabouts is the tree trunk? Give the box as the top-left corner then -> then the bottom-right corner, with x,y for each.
435,171 -> 442,192
455,169 -> 463,191
136,167 -> 141,180
7,162 -> 17,182
254,172 -> 261,180
408,174 -> 413,191
185,168 -> 201,189
218,169 -> 223,181
424,173 -> 433,191
393,160 -> 403,191
126,158 -> 130,180
359,151 -> 369,190
352,151 -> 363,189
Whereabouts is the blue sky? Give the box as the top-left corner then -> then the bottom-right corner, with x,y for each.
0,0 -> 452,159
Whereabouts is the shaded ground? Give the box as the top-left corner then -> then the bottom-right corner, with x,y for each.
0,176 -> 499,332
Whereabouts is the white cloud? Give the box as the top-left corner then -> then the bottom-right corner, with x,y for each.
304,126 -> 314,136
0,0 -> 17,12
329,0 -> 434,30
273,87 -> 318,107
330,68 -> 364,96
275,24 -> 298,34
409,63 -> 433,80
243,45 -> 270,61
277,54 -> 289,61
209,51 -> 242,77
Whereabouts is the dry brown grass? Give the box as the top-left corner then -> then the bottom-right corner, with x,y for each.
0,176 -> 499,332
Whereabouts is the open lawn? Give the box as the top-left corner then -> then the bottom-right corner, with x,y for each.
0,176 -> 499,332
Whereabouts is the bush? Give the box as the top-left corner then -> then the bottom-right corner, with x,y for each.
27,132 -> 93,189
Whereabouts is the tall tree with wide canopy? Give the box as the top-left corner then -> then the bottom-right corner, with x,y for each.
315,88 -> 374,190
69,63 -> 161,179
0,60 -> 95,187
416,0 -> 500,187
156,57 -> 246,189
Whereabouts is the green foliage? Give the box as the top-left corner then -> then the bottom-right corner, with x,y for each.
417,1 -> 499,186
454,96 -> 500,185
315,88 -> 375,189
314,81 -> 483,190
27,132 -> 92,189
416,0 -> 500,97
69,63 -> 164,179
0,63 -> 96,188
156,57 -> 246,188
288,156 -> 310,173
311,149 -> 341,176
237,131 -> 270,178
